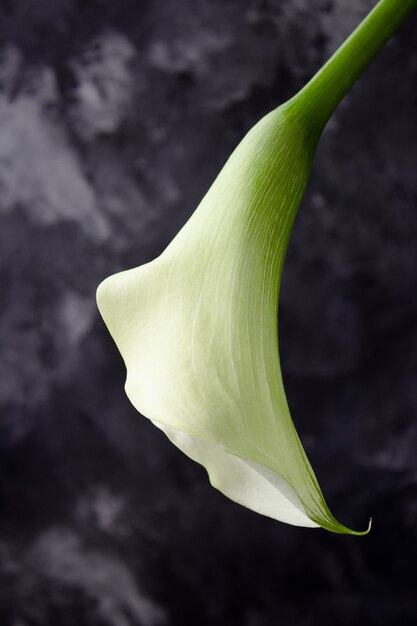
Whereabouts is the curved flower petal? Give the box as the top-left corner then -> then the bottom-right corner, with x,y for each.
97,107 -> 367,534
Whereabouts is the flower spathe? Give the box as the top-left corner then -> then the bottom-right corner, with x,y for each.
97,0 -> 417,534
98,107 -> 366,533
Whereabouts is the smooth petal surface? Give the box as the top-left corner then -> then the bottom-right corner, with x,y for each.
97,105 -> 368,534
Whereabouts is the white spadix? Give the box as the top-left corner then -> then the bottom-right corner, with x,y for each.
97,0 -> 416,533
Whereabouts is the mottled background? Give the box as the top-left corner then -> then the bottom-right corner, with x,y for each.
0,0 -> 417,624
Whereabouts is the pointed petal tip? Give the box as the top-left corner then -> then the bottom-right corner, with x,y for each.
357,516 -> 373,536
340,516 -> 372,537
311,513 -> 372,536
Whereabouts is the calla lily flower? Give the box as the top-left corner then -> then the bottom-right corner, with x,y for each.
97,0 -> 416,534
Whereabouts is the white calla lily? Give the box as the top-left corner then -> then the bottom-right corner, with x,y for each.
97,0 -> 416,533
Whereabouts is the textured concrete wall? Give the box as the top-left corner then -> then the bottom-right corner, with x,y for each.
0,1 -> 417,625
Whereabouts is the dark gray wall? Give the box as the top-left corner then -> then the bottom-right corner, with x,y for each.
1,1 -> 417,624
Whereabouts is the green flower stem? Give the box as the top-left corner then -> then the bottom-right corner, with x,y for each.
290,0 -> 417,134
